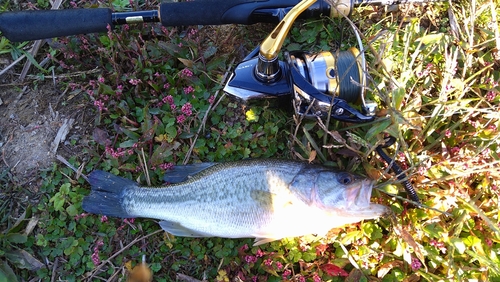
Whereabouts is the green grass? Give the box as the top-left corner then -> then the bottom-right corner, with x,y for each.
1,0 -> 499,281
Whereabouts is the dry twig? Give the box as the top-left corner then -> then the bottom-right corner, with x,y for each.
182,58 -> 234,165
85,229 -> 163,281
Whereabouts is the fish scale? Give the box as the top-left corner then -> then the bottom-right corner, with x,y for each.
124,165 -> 299,231
83,159 -> 388,245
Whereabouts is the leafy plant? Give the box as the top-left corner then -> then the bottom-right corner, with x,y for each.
0,37 -> 29,60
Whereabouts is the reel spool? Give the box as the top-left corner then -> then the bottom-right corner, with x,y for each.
289,48 -> 362,104
287,47 -> 366,119
285,48 -> 374,121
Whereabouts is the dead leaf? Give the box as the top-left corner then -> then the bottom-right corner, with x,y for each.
403,273 -> 422,282
176,273 -> 204,282
336,148 -> 359,158
24,217 -> 39,236
308,150 -> 317,163
293,151 -> 307,161
3,250 -> 43,271
328,130 -> 347,144
392,223 -> 428,272
92,128 -> 110,146
377,260 -> 404,278
362,162 -> 381,180
126,261 -> 152,282
178,58 -> 194,68
345,268 -> 365,282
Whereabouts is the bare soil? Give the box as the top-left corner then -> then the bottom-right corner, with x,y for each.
0,71 -> 94,188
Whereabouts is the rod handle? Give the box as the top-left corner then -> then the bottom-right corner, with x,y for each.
159,0 -> 299,26
0,8 -> 112,42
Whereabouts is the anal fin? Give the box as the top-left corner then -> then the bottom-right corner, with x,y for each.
158,220 -> 211,237
253,237 -> 280,246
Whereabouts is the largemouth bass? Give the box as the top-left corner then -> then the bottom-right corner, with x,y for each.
82,159 -> 388,245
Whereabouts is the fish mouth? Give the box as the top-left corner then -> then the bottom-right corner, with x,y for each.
354,179 -> 374,206
345,179 -> 373,207
346,179 -> 389,215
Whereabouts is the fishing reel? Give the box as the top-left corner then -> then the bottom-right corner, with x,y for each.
224,0 -> 376,123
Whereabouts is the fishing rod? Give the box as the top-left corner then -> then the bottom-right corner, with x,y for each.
0,0 -> 442,42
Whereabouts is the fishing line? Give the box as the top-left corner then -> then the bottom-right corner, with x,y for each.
374,187 -> 452,217
375,136 -> 421,204
336,49 -> 362,103
302,49 -> 362,103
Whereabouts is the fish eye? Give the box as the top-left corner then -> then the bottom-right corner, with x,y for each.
337,173 -> 353,185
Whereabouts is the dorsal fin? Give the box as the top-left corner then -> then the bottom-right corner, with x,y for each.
163,163 -> 217,183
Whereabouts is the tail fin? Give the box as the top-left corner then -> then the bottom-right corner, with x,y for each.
82,170 -> 137,218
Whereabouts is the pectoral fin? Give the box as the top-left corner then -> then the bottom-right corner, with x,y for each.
158,221 -> 211,237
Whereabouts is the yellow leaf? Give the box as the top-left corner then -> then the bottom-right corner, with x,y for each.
216,269 -> 230,282
125,261 -> 133,272
245,108 -> 259,122
391,87 -> 405,111
154,134 -> 167,143
416,33 -> 444,45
